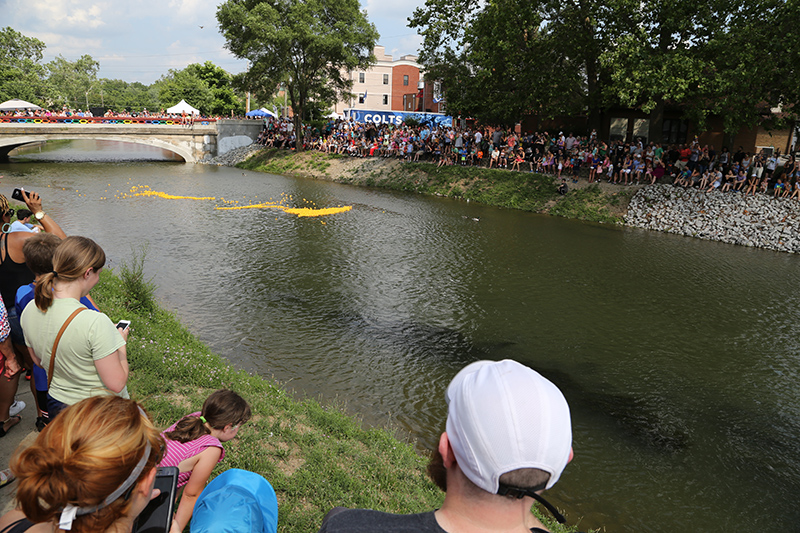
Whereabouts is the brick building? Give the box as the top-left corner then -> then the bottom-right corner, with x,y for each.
334,46 -> 442,116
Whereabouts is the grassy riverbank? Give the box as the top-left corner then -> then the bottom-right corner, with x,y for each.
238,148 -> 635,224
92,255 -> 579,533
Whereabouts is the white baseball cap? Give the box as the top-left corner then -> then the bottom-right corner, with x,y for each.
445,360 -> 572,493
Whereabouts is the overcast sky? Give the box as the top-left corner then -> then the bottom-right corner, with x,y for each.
2,0 -> 425,84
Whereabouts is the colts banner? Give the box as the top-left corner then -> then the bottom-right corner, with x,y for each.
347,110 -> 453,128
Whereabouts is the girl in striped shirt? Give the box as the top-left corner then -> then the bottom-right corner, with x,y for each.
159,389 -> 251,533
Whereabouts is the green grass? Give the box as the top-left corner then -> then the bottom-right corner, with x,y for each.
236,148 -> 628,224
89,251 -> 580,533
549,185 -> 623,224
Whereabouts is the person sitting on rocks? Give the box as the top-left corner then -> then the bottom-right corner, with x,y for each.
744,170 -> 760,196
721,168 -> 736,192
734,169 -> 748,191
706,168 -> 723,192
698,168 -> 712,190
773,177 -> 786,198
790,180 -> 800,201
759,174 -> 770,194
781,178 -> 793,198
688,167 -> 702,188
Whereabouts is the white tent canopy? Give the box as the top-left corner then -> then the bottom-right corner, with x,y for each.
325,111 -> 343,120
166,99 -> 200,115
0,99 -> 42,111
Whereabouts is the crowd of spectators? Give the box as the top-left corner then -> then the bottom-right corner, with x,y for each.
0,106 -> 219,122
254,116 -> 798,197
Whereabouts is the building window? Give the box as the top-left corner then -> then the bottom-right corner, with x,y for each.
383,74 -> 389,85
662,119 -> 688,145
358,94 -> 365,104
383,94 -> 388,105
609,118 -> 628,142
632,118 -> 650,144
359,72 -> 365,83
403,75 -> 409,86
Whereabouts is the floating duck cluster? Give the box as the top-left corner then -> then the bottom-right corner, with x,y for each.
105,186 -> 353,219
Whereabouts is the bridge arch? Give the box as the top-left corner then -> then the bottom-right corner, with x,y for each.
0,120 -> 264,163
0,134 -> 197,162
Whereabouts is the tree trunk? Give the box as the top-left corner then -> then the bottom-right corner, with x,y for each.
649,98 -> 665,146
585,58 -> 602,134
294,104 -> 303,152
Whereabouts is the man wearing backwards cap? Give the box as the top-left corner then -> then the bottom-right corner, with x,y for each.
318,359 -> 574,533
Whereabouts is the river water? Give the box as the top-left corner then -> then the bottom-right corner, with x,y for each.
4,141 -> 800,532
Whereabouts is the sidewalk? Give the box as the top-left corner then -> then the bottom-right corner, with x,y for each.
0,378 -> 39,514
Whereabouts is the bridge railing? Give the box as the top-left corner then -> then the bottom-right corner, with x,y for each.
0,116 -> 217,126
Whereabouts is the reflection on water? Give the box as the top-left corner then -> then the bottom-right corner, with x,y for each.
10,139 -> 183,162
4,141 -> 800,532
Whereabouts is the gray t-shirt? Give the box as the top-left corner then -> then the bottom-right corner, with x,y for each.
317,508 -> 551,533
318,509 -> 444,533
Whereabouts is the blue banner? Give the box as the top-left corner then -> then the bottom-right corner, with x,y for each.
348,109 -> 453,128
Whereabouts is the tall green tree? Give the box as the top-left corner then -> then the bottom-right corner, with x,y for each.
0,27 -> 47,104
185,61 -> 244,116
217,0 -> 379,150
704,0 -> 800,137
599,0 -> 743,140
97,79 -> 160,113
46,55 -> 100,109
409,0 -> 608,129
153,68 -> 213,115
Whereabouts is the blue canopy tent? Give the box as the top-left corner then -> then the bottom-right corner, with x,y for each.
246,108 -> 277,118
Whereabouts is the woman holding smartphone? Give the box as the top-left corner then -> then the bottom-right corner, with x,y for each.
0,396 -> 164,533
20,236 -> 129,419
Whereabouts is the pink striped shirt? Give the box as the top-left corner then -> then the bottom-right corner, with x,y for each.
159,412 -> 225,488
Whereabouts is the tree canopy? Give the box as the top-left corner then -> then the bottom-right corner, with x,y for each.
46,54 -> 100,109
0,26 -> 47,104
217,0 -> 379,149
185,61 -> 245,116
410,0 -> 800,135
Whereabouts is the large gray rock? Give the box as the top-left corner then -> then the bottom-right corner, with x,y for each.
625,185 -> 800,254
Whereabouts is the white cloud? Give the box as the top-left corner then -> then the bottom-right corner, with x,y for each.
65,4 -> 106,28
10,0 -> 107,29
30,31 -> 104,58
364,0 -> 425,20
168,0 -> 218,24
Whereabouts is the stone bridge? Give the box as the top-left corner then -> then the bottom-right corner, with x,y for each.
0,119 -> 264,163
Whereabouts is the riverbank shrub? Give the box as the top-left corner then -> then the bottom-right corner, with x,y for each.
117,243 -> 157,313
88,258 -> 580,533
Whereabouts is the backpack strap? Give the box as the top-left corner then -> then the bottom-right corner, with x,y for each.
48,307 -> 86,389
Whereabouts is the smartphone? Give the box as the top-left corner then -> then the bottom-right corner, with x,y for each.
116,320 -> 131,331
11,188 -> 30,202
132,466 -> 178,533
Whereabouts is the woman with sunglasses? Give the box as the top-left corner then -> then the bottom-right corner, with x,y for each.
0,396 -> 163,533
0,191 -> 66,427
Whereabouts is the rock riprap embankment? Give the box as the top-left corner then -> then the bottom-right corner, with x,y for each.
200,143 -> 262,166
625,184 -> 800,253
